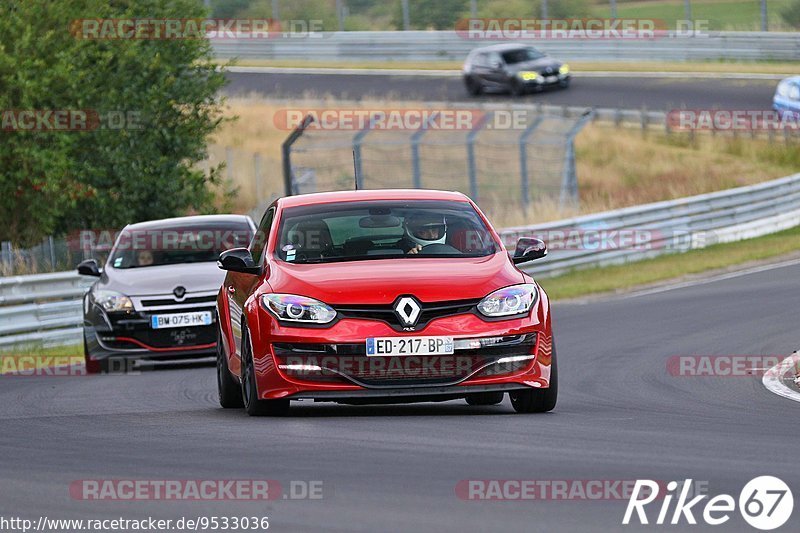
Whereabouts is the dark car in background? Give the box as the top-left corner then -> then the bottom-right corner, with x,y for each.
463,44 -> 570,97
78,215 -> 255,373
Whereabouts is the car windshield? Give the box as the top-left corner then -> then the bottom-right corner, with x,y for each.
275,200 -> 497,264
501,47 -> 545,64
109,221 -> 253,269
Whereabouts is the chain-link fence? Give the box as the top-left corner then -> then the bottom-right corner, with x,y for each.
283,108 -> 592,215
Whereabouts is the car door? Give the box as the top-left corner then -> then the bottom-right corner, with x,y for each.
226,206 -> 275,366
484,51 -> 507,89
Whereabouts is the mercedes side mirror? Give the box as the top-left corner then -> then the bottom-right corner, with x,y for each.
77,259 -> 102,277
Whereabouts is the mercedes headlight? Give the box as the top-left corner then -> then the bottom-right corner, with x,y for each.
262,294 -> 337,324
559,64 -> 570,75
477,284 -> 538,318
93,290 -> 134,313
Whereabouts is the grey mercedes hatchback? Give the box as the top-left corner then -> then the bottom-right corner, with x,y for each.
77,215 -> 255,373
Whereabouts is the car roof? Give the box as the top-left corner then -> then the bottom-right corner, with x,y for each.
781,76 -> 800,85
124,214 -> 252,231
278,189 -> 471,209
469,43 -> 539,54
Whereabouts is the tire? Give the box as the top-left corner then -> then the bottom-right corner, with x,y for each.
84,335 -> 109,374
510,78 -> 525,97
509,348 -> 558,413
465,392 -> 504,406
560,78 -> 571,89
240,325 -> 290,417
217,325 -> 243,408
465,77 -> 483,96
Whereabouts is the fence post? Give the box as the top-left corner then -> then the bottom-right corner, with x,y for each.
518,115 -> 545,210
254,153 -> 263,204
281,114 -> 315,196
48,235 -> 56,271
352,112 -> 384,190
560,109 -> 594,209
0,241 -> 11,273
225,147 -> 233,185
466,111 -> 494,201
409,111 -> 440,189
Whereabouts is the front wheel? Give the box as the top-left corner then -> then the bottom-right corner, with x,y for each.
217,325 -> 243,408
510,78 -> 526,97
509,348 -> 557,413
465,77 -> 483,96
241,325 -> 290,417
84,335 -> 108,374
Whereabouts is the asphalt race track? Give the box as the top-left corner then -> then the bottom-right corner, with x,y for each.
224,71 -> 777,111
1,260 -> 798,532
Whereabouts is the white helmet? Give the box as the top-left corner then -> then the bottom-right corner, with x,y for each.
404,213 -> 447,248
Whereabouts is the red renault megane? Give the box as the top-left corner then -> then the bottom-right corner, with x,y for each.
216,189 -> 555,416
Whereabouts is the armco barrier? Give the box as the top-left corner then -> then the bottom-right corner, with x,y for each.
1,172 -> 799,348
211,31 -> 800,63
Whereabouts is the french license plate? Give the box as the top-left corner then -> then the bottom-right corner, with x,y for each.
366,336 -> 454,357
150,311 -> 212,329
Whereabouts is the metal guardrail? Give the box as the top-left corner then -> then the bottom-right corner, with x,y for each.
0,273 -> 93,348
212,31 -> 800,63
501,172 -> 800,278
2,172 -> 800,348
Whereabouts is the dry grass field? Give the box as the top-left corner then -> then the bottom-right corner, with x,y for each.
210,97 -> 800,227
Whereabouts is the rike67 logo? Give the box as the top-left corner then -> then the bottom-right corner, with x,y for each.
623,476 -> 793,530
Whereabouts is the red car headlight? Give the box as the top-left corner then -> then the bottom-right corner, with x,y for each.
261,294 -> 337,325
477,283 -> 538,318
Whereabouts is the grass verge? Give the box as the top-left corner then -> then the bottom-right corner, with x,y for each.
0,345 -> 82,373
542,225 -> 800,300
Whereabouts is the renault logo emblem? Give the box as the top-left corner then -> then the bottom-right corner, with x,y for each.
394,296 -> 421,327
173,286 -> 186,299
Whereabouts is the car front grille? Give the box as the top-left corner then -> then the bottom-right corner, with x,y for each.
272,334 -> 536,387
140,294 -> 217,307
104,307 -> 216,349
332,298 -> 481,331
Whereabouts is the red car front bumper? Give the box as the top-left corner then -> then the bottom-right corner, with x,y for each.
247,296 -> 553,401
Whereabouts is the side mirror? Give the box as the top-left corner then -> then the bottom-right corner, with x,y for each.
512,238 -> 547,264
218,247 -> 261,275
490,59 -> 502,69
77,259 -> 102,277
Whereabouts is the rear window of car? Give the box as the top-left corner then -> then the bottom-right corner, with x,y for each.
275,200 -> 497,264
109,221 -> 253,269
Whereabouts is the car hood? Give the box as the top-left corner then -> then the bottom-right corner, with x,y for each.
266,252 -> 525,304
507,57 -> 561,74
98,261 -> 225,296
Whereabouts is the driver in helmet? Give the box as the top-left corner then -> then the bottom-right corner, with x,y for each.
399,212 -> 447,254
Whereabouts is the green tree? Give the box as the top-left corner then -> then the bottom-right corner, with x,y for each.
782,0 -> 800,28
0,0 -> 227,246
